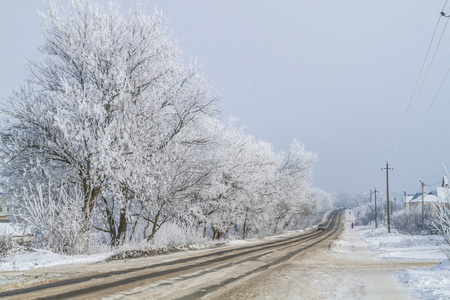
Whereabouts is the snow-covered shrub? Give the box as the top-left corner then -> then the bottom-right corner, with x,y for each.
354,203 -> 385,227
392,208 -> 431,235
356,205 -> 375,226
147,222 -> 209,248
433,204 -> 450,260
440,245 -> 450,261
87,230 -> 114,254
16,182 -> 90,254
0,234 -> 12,255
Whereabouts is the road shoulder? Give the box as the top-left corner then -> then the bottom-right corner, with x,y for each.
209,210 -> 437,300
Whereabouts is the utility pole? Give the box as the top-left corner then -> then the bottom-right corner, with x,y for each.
403,190 -> 406,209
374,187 -> 378,228
419,179 -> 425,226
382,161 -> 393,233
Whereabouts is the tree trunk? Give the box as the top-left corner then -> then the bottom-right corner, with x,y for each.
115,209 -> 127,246
242,221 -> 247,240
81,176 -> 101,219
212,227 -> 225,240
203,222 -> 207,238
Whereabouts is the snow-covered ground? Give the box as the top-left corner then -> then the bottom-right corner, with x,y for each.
0,222 -> 310,273
0,223 -> 21,236
0,248 -> 112,272
0,222 -> 113,272
355,221 -> 450,299
1,212 -> 450,299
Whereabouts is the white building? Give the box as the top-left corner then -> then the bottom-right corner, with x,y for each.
405,176 -> 450,214
406,191 -> 437,213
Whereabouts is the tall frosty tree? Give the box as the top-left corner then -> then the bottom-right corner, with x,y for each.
0,0 -> 334,253
0,0 -> 216,248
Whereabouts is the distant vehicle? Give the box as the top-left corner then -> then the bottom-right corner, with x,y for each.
317,224 -> 326,231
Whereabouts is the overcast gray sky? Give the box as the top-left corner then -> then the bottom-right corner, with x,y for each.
1,0 -> 450,197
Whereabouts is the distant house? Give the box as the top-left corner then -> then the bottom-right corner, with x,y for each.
405,194 -> 415,208
436,186 -> 450,210
405,176 -> 450,215
406,191 -> 438,213
0,197 -> 10,223
0,197 -> 35,244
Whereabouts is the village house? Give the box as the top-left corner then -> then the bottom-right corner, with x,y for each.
0,197 -> 36,244
405,176 -> 450,215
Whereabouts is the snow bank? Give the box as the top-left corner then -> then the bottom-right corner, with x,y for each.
399,261 -> 450,300
0,248 -> 111,271
357,226 -> 446,260
356,224 -> 449,299
0,223 -> 24,236
0,227 -> 310,272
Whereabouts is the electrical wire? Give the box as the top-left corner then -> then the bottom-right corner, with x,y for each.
424,178 -> 443,187
417,16 -> 450,96
390,21 -> 443,159
389,3 -> 450,163
404,16 -> 444,115
426,58 -> 450,113
399,16 -> 450,158
390,0 -> 450,160
377,1 -> 450,193
399,110 -> 429,159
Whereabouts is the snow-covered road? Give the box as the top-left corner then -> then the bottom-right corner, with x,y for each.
0,211 -> 343,299
209,210 -> 440,299
0,209 -> 447,299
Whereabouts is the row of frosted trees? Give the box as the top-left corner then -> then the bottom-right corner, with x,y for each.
0,0 -> 334,254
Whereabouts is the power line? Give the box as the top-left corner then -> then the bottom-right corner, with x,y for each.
424,177 -> 444,186
389,6 -> 450,162
443,0 -> 450,13
417,16 -> 450,97
426,62 -> 450,113
404,15 -> 444,115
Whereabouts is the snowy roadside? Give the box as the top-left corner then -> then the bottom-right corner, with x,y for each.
3,209 -> 450,299
0,226 -> 310,272
0,228 -> 316,290
355,224 -> 450,299
0,248 -> 113,272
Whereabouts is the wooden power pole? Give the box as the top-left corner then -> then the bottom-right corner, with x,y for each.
382,161 -> 393,233
374,187 -> 378,228
419,179 -> 425,226
403,190 -> 406,209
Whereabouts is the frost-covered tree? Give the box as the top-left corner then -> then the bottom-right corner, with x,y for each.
433,204 -> 450,257
194,122 -> 264,240
289,187 -> 335,228
0,0 -> 216,247
17,180 -> 88,254
222,138 -> 278,239
126,120 -> 216,243
270,140 -> 316,233
0,0 -> 333,251
183,119 -> 281,240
